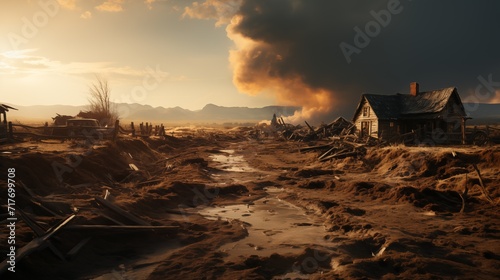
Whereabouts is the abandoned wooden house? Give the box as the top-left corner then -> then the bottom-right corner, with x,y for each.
352,82 -> 468,144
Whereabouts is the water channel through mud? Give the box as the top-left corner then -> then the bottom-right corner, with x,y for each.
199,149 -> 334,266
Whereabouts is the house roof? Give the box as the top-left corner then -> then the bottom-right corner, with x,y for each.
354,87 -> 464,120
362,94 -> 401,119
0,104 -> 17,113
400,87 -> 456,115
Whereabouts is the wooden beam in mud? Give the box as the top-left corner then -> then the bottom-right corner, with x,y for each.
66,237 -> 92,260
113,119 -> 119,142
18,181 -> 37,198
318,146 -> 339,160
92,209 -> 125,226
95,196 -> 150,226
319,150 -> 358,162
459,173 -> 468,214
0,214 -> 76,274
129,163 -> 139,171
17,209 -> 67,261
64,225 -> 179,231
19,181 -> 63,217
31,200 -> 61,217
280,117 -> 286,127
298,143 -> 333,152
472,164 -> 495,205
136,178 -> 163,187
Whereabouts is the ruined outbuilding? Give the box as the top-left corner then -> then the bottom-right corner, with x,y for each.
0,104 -> 17,143
352,82 -> 468,144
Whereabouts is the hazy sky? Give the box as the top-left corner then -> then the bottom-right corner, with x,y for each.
1,0 -> 500,120
0,0 -> 276,110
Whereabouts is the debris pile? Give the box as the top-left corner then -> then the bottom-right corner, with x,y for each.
0,183 -> 178,275
259,114 -> 381,162
300,137 -> 369,162
261,115 -> 356,142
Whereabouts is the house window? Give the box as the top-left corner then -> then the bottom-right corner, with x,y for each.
363,107 -> 369,117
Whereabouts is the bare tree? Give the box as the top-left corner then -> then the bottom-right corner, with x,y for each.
80,75 -> 118,126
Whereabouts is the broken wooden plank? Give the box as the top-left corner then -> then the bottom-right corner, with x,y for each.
319,150 -> 358,162
31,200 -> 60,217
129,163 -> 139,171
318,146 -> 339,160
92,209 -> 125,226
43,214 -> 77,239
472,163 -> 495,204
95,196 -> 150,226
459,173 -> 468,214
298,143 -> 333,152
280,117 -> 286,127
136,178 -> 163,187
103,189 -> 111,200
0,214 -> 75,274
64,225 -> 179,230
17,209 -> 46,236
304,121 -> 315,134
17,209 -> 66,261
66,237 -> 92,260
18,181 -> 37,198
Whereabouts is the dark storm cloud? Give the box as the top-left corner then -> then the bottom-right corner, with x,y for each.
187,0 -> 500,121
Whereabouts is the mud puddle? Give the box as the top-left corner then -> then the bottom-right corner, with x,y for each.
205,148 -> 333,265
197,188 -> 332,263
209,149 -> 257,172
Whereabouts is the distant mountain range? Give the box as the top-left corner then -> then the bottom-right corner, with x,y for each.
4,103 -> 301,123
463,103 -> 500,124
3,102 -> 499,124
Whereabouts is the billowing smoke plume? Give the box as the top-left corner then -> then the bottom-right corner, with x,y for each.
185,0 -> 500,123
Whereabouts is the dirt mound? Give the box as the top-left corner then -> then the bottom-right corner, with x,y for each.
387,186 -> 464,212
2,131 -> 499,279
298,180 -> 335,189
366,146 -> 499,179
343,181 -> 392,198
294,168 -> 335,178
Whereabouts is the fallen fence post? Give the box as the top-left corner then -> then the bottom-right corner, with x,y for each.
459,173 -> 469,214
472,164 -> 495,205
8,121 -> 13,140
66,237 -> 92,260
113,119 -> 119,142
0,214 -> 76,274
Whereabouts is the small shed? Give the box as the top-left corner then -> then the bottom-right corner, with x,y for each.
0,104 -> 17,143
352,83 -> 468,144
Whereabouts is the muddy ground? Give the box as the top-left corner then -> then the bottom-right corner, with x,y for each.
0,127 -> 499,279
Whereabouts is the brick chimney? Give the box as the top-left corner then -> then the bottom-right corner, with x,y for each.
410,82 -> 419,96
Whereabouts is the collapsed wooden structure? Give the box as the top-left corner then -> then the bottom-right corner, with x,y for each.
268,116 -> 355,142
0,183 -> 178,275
0,104 -> 17,143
